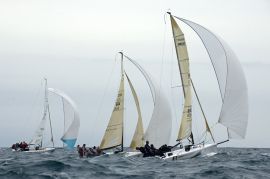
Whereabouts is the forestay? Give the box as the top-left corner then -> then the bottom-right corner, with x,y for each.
48,88 -> 80,148
175,16 -> 248,139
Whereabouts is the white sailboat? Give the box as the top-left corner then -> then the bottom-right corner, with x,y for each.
14,79 -> 80,153
160,12 -> 248,160
22,78 -> 55,153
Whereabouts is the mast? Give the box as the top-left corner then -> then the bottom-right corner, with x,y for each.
44,78 -> 54,147
120,52 -> 124,152
168,12 -> 194,144
99,52 -> 125,151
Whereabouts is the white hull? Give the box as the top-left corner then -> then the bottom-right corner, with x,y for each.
161,143 -> 217,160
124,151 -> 142,157
12,147 -> 55,153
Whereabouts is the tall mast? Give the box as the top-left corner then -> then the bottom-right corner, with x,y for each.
120,51 -> 124,152
100,52 -> 125,151
44,78 -> 54,147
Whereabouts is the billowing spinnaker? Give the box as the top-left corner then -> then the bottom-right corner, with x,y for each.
123,55 -> 172,148
170,15 -> 193,141
100,75 -> 124,150
144,85 -> 172,147
48,88 -> 80,148
125,73 -> 144,149
175,16 -> 248,138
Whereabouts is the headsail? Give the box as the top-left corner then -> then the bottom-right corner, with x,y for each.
124,55 -> 172,148
174,16 -> 248,139
100,60 -> 125,150
48,88 -> 80,148
125,73 -> 144,149
169,15 -> 193,142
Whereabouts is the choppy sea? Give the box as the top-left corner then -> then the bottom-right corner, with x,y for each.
0,147 -> 269,179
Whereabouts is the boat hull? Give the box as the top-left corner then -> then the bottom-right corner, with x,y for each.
12,147 -> 55,153
161,143 -> 217,160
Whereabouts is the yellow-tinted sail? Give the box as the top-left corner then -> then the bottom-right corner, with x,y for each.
100,65 -> 124,150
169,15 -> 193,141
125,73 -> 144,149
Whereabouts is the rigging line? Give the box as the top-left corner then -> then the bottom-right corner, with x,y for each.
94,56 -> 117,123
62,97 -> 66,147
157,14 -> 168,111
26,79 -> 43,131
47,97 -> 54,148
123,54 -> 155,104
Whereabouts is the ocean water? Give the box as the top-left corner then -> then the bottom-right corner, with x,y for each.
0,147 -> 269,179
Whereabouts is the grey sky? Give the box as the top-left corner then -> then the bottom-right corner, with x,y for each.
0,0 -> 269,147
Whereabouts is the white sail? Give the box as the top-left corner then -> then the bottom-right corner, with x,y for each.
29,80 -> 50,147
174,16 -> 248,139
123,55 -> 172,148
100,74 -> 124,150
48,88 -> 80,148
29,110 -> 47,146
125,73 -> 144,149
169,16 -> 193,141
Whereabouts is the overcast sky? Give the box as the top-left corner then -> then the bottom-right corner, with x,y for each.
0,0 -> 270,148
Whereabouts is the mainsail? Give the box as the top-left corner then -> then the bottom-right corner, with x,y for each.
169,15 -> 193,142
125,73 -> 144,149
29,79 -> 54,147
48,88 -> 80,148
100,60 -> 125,150
174,16 -> 249,139
123,55 -> 172,148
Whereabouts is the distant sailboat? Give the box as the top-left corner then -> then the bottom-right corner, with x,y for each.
24,78 -> 55,153
13,79 -> 80,152
160,12 -> 248,160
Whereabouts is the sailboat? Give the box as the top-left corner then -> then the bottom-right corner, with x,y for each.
99,52 -> 172,154
160,12 -> 248,160
99,52 -> 144,153
14,79 -> 80,153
